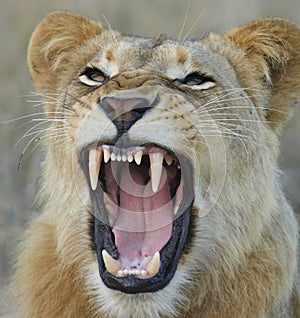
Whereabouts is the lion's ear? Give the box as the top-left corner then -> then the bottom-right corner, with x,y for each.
28,12 -> 102,93
226,18 -> 300,132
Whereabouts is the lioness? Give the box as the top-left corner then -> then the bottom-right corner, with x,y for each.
13,12 -> 300,318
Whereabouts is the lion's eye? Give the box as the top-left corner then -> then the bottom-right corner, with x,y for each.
176,72 -> 216,90
79,67 -> 108,87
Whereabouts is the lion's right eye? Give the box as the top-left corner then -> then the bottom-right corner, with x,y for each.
79,67 -> 108,87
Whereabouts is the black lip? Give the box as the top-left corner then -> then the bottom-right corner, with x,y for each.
80,147 -> 194,294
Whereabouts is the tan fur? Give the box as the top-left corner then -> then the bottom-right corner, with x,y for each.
13,12 -> 300,317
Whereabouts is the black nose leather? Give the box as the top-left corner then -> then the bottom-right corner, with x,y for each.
100,97 -> 151,135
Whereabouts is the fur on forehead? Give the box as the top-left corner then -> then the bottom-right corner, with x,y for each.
89,36 -> 234,83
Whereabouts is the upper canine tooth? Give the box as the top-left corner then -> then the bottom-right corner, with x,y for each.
149,152 -> 164,193
147,251 -> 160,277
89,147 -> 102,191
103,148 -> 111,163
102,250 -> 121,276
134,150 -> 143,165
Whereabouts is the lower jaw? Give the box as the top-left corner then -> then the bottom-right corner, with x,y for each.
92,200 -> 193,294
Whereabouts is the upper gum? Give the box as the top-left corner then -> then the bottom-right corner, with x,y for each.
100,144 -> 169,156
92,145 -> 176,165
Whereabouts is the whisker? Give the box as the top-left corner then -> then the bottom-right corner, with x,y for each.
26,91 -> 77,113
178,0 -> 191,41
21,91 -> 63,100
24,135 -> 72,159
194,133 -> 255,151
213,118 -> 265,124
102,14 -> 117,43
18,134 -> 73,169
15,117 -> 71,131
4,112 -> 69,124
182,10 -> 205,41
15,121 -> 62,146
197,121 -> 260,137
16,126 -> 67,147
31,118 -> 68,123
184,121 -> 265,147
197,86 -> 264,105
203,94 -> 260,108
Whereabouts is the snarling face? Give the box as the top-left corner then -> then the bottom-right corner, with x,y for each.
25,11 -> 300,317
75,47 -> 219,293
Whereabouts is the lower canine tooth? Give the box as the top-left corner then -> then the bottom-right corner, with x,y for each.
102,250 -> 121,276
147,251 -> 160,277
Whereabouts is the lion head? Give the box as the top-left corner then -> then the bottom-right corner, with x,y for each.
14,12 -> 300,317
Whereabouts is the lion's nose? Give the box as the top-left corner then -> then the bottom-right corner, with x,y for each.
100,97 -> 152,136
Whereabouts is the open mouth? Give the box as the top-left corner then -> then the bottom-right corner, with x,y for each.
80,142 -> 194,293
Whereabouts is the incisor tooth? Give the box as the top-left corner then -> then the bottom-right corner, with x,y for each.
89,148 -> 102,191
102,250 -> 121,276
117,270 -> 124,277
111,153 -> 117,161
134,151 -> 143,165
147,251 -> 160,277
141,270 -> 147,277
103,148 -> 111,163
128,154 -> 133,162
123,269 -> 129,276
149,153 -> 164,193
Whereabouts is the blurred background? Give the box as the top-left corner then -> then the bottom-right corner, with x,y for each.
1,0 -> 299,315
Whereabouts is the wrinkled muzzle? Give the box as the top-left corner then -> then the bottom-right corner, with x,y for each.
79,88 -> 195,293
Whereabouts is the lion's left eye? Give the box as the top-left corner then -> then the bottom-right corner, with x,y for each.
79,67 -> 108,87
176,72 -> 216,90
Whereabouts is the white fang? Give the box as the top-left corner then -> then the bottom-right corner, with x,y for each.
149,152 -> 164,193
147,251 -> 160,277
89,148 -> 102,191
102,250 -> 121,276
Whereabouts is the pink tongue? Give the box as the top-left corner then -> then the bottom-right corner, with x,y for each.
112,164 -> 173,260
